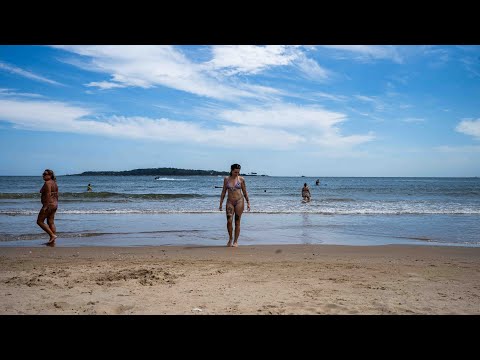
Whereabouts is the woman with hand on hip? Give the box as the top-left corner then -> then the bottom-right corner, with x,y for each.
219,164 -> 250,247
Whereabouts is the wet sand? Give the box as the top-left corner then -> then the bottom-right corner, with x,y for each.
0,245 -> 479,314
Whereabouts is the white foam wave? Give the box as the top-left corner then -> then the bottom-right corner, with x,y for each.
1,209 -> 480,216
155,178 -> 189,181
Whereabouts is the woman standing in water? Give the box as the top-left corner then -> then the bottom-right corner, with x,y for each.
37,169 -> 58,245
219,164 -> 250,247
302,183 -> 311,202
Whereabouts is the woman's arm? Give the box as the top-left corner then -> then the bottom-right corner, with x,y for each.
241,177 -> 251,211
41,181 -> 51,211
219,178 -> 227,210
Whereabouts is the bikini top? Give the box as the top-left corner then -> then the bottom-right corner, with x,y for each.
40,182 -> 58,196
226,177 -> 242,191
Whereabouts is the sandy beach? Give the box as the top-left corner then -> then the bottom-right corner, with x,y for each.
1,244 -> 479,315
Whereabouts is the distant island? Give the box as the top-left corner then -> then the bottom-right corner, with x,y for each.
70,167 -> 230,176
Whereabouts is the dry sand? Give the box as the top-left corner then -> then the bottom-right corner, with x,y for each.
0,245 -> 479,314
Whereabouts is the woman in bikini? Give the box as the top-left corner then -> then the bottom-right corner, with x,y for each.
219,164 -> 250,247
37,169 -> 59,245
302,183 -> 311,202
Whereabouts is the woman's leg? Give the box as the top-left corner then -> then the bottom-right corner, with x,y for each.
37,209 -> 55,238
233,199 -> 244,247
226,202 -> 234,246
46,209 -> 58,243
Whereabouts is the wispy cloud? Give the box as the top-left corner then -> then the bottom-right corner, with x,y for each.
312,132 -> 375,148
435,145 -> 480,153
354,95 -> 377,103
422,46 -> 451,68
86,81 -> 127,89
0,88 -> 45,98
319,45 -> 404,63
313,92 -> 348,102
0,62 -> 63,86
353,94 -> 386,112
460,57 -> 480,78
294,54 -> 330,81
456,118 -> 480,139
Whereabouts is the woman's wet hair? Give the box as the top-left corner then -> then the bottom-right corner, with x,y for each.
304,183 -> 307,187
44,169 -> 56,181
230,163 -> 241,176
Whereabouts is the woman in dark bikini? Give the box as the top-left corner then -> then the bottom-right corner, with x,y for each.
37,169 -> 59,245
219,164 -> 250,247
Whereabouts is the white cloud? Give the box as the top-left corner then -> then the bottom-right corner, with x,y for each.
294,54 -> 330,81
320,45 -> 403,63
0,62 -> 63,86
207,45 -> 330,80
206,45 -> 299,75
218,103 -> 374,149
354,95 -> 377,103
456,118 -> 480,139
0,98 -> 374,151
0,98 -> 301,149
312,132 -> 375,148
53,45 -> 330,100
53,45 -> 254,100
86,81 -> 127,89
0,99 -> 91,128
218,104 -> 346,130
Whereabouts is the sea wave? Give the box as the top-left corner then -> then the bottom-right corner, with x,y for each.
2,209 -> 480,216
0,192 -> 206,200
154,178 -> 189,181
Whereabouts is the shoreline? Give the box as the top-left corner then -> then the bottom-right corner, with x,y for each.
2,212 -> 479,248
1,244 -> 479,314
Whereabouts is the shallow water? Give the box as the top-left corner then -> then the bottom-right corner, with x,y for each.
0,176 -> 479,247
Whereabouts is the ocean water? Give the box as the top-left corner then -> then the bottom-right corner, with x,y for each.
0,176 -> 479,247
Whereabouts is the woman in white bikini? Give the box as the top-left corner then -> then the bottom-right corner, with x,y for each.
219,164 -> 250,247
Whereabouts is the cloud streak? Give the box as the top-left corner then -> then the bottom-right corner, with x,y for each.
0,62 -> 63,86
319,45 -> 404,63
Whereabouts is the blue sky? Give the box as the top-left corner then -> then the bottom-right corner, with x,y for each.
0,45 -> 479,176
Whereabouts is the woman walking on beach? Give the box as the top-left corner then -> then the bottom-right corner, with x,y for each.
37,169 -> 58,245
219,164 -> 250,247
